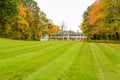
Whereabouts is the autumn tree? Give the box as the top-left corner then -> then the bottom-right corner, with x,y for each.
81,0 -> 120,40
0,0 -> 59,40
47,20 -> 59,36
0,0 -> 18,38
100,0 -> 120,40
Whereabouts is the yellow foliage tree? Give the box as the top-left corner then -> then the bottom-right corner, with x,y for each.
45,23 -> 58,36
17,4 -> 29,29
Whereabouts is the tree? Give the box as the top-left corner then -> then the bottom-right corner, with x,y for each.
81,0 -> 120,40
0,0 -> 18,23
0,0 -> 18,37
15,4 -> 30,40
0,0 -> 59,40
59,21 -> 67,40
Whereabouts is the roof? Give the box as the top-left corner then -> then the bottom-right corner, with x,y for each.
55,30 -> 83,36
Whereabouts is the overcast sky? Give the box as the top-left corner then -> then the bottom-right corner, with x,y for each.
34,0 -> 95,32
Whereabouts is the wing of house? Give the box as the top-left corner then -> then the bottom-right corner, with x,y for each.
40,35 -> 49,41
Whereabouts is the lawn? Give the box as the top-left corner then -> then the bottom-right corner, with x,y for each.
0,38 -> 120,80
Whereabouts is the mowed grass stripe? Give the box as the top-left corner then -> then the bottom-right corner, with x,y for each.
26,42 -> 81,80
107,43 -> 120,51
0,41 -> 75,80
90,43 -> 105,80
97,43 -> 120,64
94,43 -> 120,80
0,41 -> 64,59
0,38 -> 42,44
62,42 -> 98,80
0,41 -> 36,48
0,41 -> 71,66
102,43 -> 120,57
0,40 -> 63,52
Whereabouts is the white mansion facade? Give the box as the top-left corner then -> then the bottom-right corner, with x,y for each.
51,30 -> 87,40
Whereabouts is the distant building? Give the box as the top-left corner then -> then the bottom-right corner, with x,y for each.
51,30 -> 87,40
40,35 -> 49,41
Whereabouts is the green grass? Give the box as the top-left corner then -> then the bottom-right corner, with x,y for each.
0,38 -> 120,80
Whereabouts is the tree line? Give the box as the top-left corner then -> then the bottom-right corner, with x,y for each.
0,0 -> 58,40
81,0 -> 120,40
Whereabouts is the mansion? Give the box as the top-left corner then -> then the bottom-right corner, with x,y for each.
51,30 -> 87,40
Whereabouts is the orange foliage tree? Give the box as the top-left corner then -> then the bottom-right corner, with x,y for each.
88,0 -> 102,25
81,0 -> 104,39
